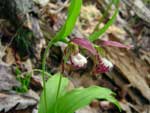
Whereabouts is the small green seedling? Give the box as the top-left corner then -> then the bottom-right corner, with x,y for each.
14,67 -> 31,93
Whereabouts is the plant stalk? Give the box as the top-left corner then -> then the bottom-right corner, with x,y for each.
56,62 -> 65,99
42,39 -> 55,113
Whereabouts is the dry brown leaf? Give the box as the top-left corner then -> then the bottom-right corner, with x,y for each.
0,64 -> 20,91
0,92 -> 37,112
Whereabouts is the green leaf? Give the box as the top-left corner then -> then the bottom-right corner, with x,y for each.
38,73 -> 69,113
14,68 -> 31,93
15,67 -> 22,75
40,1 -> 82,112
89,0 -> 120,42
55,86 -> 121,113
53,0 -> 82,42
38,74 -> 121,113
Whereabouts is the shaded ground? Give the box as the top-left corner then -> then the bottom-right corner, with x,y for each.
0,0 -> 150,113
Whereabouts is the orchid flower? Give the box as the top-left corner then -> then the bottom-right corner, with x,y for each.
55,41 -> 87,68
70,53 -> 87,68
95,57 -> 113,74
71,37 -> 132,74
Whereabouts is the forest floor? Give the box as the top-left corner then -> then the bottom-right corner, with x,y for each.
0,0 -> 150,113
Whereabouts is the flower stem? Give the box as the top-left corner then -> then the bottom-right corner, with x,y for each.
42,39 -> 55,113
56,74 -> 63,98
56,62 -> 64,98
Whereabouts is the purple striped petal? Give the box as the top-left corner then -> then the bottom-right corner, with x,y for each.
71,37 -> 97,55
94,56 -> 113,74
101,40 -> 133,49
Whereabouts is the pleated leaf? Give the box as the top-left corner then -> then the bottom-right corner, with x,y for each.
38,73 -> 69,113
55,86 -> 121,113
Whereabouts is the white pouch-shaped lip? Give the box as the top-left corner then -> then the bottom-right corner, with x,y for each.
71,53 -> 87,68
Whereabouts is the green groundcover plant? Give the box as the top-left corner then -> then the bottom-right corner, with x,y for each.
38,73 -> 120,113
38,0 -> 128,113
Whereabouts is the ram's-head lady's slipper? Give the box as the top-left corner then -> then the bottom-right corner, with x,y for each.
56,41 -> 87,68
71,37 -> 132,74
95,57 -> 113,74
70,53 -> 87,68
